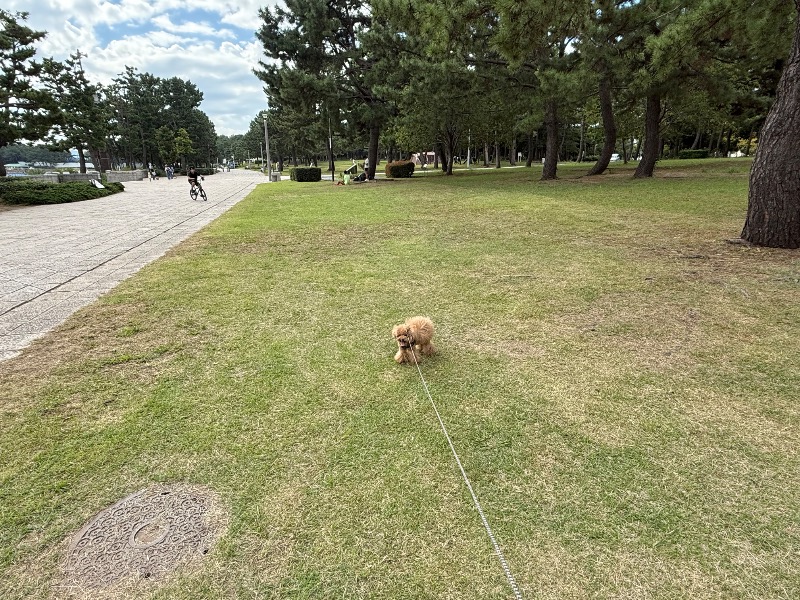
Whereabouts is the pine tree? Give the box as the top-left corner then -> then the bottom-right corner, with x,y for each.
741,0 -> 800,248
256,0 -> 387,179
42,51 -> 108,173
0,10 -> 57,176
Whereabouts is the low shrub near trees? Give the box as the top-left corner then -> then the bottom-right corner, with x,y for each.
678,149 -> 710,159
0,178 -> 125,205
384,160 -> 415,178
176,168 -> 215,176
290,167 -> 322,182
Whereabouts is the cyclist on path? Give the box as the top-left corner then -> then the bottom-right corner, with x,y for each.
187,166 -> 199,191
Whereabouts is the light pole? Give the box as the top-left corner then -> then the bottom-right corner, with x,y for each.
328,115 -> 334,181
467,129 -> 471,169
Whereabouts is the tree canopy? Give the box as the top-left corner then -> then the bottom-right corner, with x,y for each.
0,12 -> 219,174
0,10 -> 57,175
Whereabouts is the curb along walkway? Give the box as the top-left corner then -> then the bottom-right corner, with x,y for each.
0,169 -> 266,361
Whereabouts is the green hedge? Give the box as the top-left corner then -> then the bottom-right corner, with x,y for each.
0,179 -> 125,205
678,149 -> 710,159
290,167 -> 322,182
177,168 -> 215,176
384,160 -> 415,178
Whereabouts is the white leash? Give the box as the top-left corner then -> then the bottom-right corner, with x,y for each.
410,350 -> 524,600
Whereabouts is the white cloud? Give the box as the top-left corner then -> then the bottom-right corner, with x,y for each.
150,14 -> 236,39
141,30 -> 186,46
5,0 -> 281,135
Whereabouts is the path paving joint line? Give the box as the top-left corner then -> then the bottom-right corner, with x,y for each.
0,169 -> 267,362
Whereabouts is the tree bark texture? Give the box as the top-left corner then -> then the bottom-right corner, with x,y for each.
526,134 -> 533,167
367,124 -> 379,180
634,93 -> 661,178
443,126 -> 458,175
741,1 -> 800,248
587,74 -> 617,176
436,143 -> 447,171
542,101 -> 559,180
690,127 -> 702,150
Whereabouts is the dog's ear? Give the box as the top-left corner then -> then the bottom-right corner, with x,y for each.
391,324 -> 402,338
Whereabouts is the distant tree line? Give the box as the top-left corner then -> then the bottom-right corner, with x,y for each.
0,144 -> 71,167
252,0 -> 791,179
0,10 -> 217,176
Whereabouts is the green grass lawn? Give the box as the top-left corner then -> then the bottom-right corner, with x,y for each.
1,158 -> 797,599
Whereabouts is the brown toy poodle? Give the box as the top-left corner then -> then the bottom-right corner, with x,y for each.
392,316 -> 436,364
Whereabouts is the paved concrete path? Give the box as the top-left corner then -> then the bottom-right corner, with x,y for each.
0,169 -> 267,361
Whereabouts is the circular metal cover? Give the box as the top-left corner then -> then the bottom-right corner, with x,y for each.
62,484 -> 226,590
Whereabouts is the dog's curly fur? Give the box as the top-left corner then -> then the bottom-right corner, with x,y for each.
392,316 -> 436,364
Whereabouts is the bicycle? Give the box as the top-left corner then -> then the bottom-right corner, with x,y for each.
189,179 -> 207,201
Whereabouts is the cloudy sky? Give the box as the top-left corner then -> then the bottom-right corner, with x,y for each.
8,0 -> 281,136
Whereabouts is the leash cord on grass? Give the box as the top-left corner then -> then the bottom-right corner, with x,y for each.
410,350 -> 524,600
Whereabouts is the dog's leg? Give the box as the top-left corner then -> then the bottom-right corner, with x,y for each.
419,342 -> 436,356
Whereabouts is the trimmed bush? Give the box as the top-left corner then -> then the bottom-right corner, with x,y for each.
384,160 -> 415,178
290,167 -> 322,182
0,179 -> 125,205
177,167 -> 215,176
678,149 -> 710,159
104,182 -> 125,193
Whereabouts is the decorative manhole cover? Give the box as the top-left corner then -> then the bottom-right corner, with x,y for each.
62,484 -> 226,590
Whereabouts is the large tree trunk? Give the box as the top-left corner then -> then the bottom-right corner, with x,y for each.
77,143 -> 87,173
443,126 -> 457,175
542,100 -> 559,180
526,134 -> 533,167
436,143 -> 447,171
741,1 -> 800,248
634,93 -> 661,178
367,124 -> 379,180
587,73 -> 617,176
690,126 -> 702,150
89,148 -> 100,173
